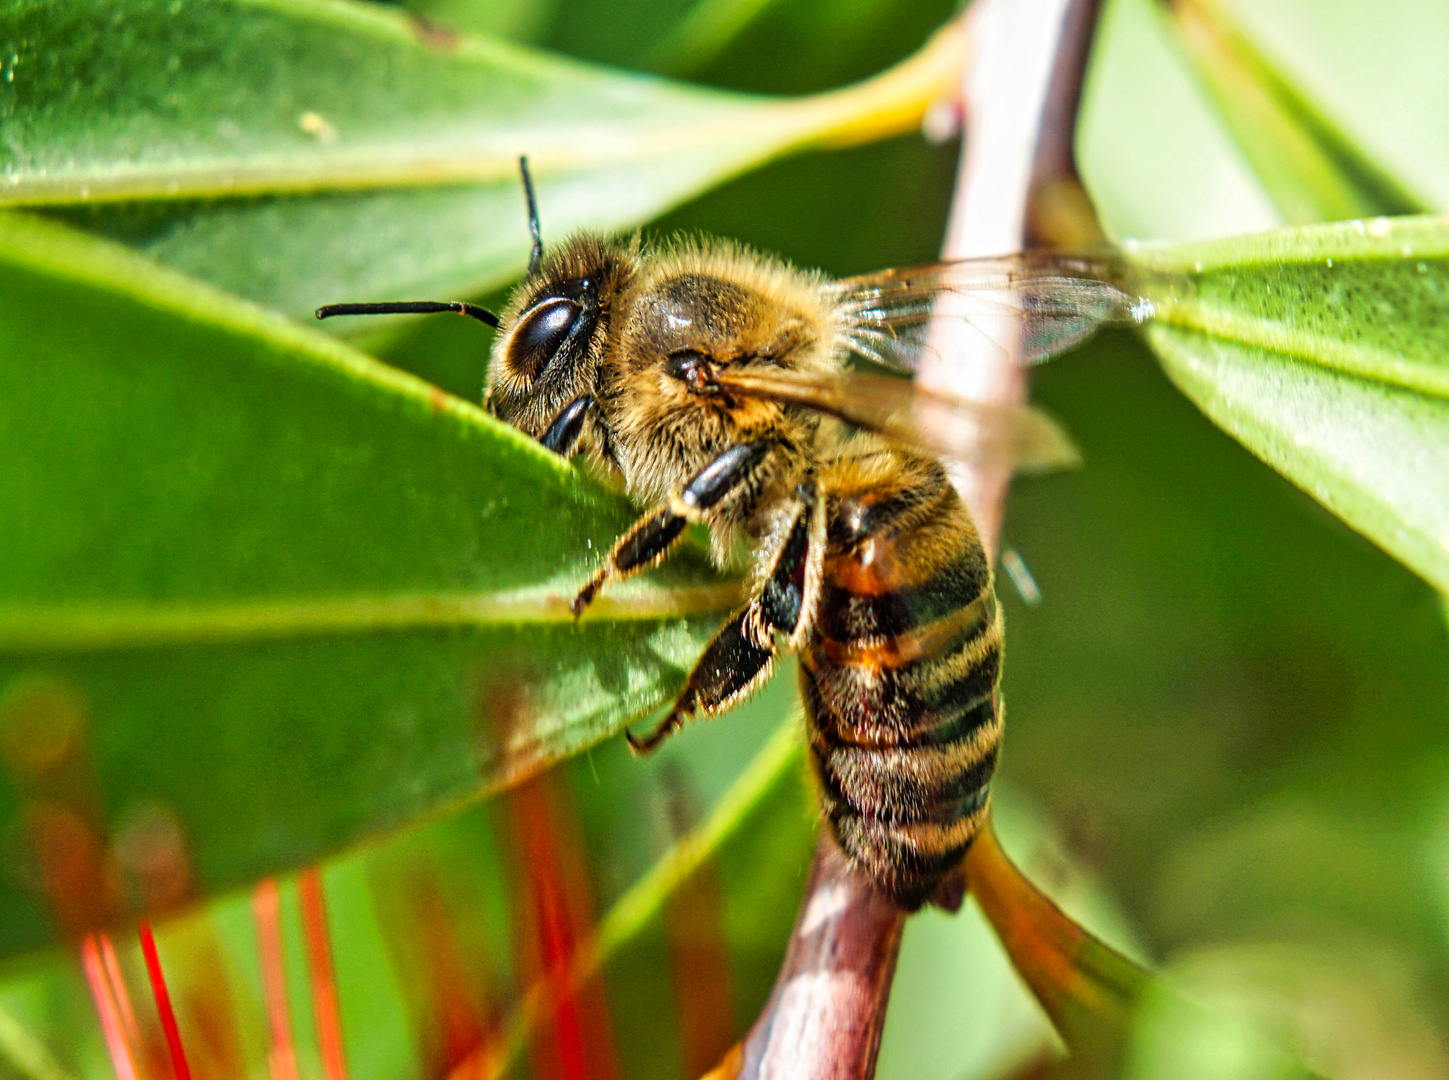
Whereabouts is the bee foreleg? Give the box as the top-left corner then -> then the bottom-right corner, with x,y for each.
571,440 -> 773,617
627,606 -> 775,754
571,507 -> 688,616
538,395 -> 595,456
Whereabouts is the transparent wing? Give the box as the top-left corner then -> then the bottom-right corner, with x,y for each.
827,254 -> 1154,371
711,367 -> 1079,474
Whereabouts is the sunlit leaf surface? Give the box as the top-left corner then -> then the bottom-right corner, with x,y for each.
1129,215 -> 1449,593
1079,0 -> 1282,243
1167,0 -> 1425,224
1214,0 -> 1449,213
0,211 -> 731,960
3,0 -> 961,319
6,0 -> 1449,1074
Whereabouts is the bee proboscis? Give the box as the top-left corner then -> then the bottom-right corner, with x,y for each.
318,160 -> 1151,909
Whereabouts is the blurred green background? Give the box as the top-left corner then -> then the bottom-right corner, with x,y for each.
2,0 -> 1448,1077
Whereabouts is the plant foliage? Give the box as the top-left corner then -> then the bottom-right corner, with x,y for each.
1,0 -> 1448,1076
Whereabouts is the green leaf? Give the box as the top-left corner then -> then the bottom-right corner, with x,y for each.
0,210 -> 732,961
1123,982 -> 1324,1080
1165,0 -> 1426,224
1128,214 -> 1449,594
0,679 -> 814,1076
59,170 -> 750,324
402,0 -> 557,43
647,0 -> 789,75
0,1004 -> 73,1080
1208,0 -> 1449,214
966,821 -> 1324,1078
1003,329 -> 1449,1080
1078,0 -> 1283,244
0,0 -> 801,205
7,0 -> 961,318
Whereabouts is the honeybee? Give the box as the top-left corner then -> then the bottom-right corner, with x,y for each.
318,161 -> 1150,909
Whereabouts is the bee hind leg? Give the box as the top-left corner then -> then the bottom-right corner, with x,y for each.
627,606 -> 776,754
626,482 -> 821,754
572,440 -> 773,617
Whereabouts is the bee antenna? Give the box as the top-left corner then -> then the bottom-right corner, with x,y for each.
519,155 -> 543,277
314,301 -> 500,329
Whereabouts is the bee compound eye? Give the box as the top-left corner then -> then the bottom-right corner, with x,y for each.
507,296 -> 581,381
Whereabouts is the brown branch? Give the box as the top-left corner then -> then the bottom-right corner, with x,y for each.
930,0 -> 1106,541
712,2 -> 1107,1077
1026,0 -> 1109,250
720,835 -> 905,1079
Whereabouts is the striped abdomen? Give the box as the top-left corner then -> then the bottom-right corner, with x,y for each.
800,444 -> 1002,909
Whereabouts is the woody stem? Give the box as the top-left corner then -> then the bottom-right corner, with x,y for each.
715,1 -> 1107,1077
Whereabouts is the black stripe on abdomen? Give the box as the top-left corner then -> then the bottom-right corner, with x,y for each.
804,532 -> 1001,908
804,619 -> 1002,909
817,546 -> 990,641
806,594 -> 998,745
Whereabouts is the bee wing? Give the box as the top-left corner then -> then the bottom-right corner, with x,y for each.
828,254 -> 1153,371
711,367 -> 1079,474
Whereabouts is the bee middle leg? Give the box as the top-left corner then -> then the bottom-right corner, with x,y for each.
628,481 -> 822,753
571,440 -> 773,616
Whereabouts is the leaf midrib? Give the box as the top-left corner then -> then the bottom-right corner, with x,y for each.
1150,296 -> 1449,400
0,583 -> 742,651
2,5 -> 963,206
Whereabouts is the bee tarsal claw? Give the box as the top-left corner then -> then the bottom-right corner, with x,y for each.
569,583 -> 598,619
625,717 -> 678,755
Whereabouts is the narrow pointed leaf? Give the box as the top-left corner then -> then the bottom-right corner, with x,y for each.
966,824 -> 1324,1078
1166,0 -> 1426,223
1,0 -> 946,206
1127,215 -> 1449,595
6,0 -> 963,318
0,211 -> 732,961
964,823 -> 1149,1064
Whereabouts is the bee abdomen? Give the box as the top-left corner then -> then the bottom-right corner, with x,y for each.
802,481 -> 1002,909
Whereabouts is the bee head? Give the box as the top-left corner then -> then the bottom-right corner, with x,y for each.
313,160 -> 630,455
485,234 -> 630,438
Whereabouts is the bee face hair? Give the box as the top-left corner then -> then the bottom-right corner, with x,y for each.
485,234 -> 634,439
